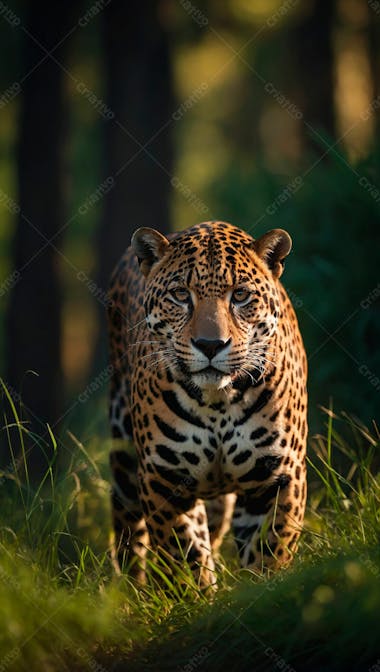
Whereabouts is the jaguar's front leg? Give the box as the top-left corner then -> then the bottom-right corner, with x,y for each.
206,493 -> 236,554
233,466 -> 306,572
137,466 -> 216,588
110,446 -> 149,583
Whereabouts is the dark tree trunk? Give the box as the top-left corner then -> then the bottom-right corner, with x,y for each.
368,5 -> 380,138
94,0 -> 175,366
292,0 -> 336,147
4,3 -> 74,482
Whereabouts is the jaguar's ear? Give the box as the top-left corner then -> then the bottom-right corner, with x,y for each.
131,227 -> 170,277
254,229 -> 292,278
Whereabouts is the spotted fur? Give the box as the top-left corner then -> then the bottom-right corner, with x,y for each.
108,221 -> 307,587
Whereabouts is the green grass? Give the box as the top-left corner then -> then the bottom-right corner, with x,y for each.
0,389 -> 379,671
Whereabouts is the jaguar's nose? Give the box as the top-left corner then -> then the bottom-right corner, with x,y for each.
191,337 -> 231,360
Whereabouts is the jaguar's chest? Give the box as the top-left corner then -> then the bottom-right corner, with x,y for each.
133,378 -> 285,499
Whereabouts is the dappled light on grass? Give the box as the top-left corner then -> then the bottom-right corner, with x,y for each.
0,384 -> 379,670
304,406 -> 380,558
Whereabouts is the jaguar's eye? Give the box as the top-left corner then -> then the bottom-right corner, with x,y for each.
231,288 -> 253,306
170,287 -> 191,304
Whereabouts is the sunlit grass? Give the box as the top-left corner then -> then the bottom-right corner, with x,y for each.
0,383 -> 379,670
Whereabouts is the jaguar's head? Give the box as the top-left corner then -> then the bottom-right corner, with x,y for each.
132,221 -> 291,390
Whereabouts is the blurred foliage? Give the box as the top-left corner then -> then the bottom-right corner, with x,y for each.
0,0 -> 379,436
208,146 -> 380,427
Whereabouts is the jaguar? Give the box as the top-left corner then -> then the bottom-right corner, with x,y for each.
107,221 -> 307,587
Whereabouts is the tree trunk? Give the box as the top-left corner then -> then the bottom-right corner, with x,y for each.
368,4 -> 380,138
292,0 -> 336,147
4,3 -> 73,482
94,0 -> 175,366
